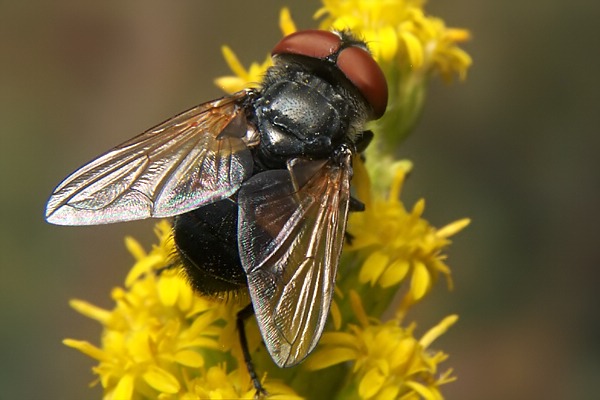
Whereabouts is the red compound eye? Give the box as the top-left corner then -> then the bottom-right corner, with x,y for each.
272,30 -> 388,119
272,30 -> 341,59
337,46 -> 388,119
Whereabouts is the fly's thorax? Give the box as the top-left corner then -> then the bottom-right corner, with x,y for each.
253,58 -> 370,168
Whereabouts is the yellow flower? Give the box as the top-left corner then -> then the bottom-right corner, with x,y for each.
158,364 -> 301,400
347,159 -> 470,306
214,49 -> 271,94
214,8 -> 297,94
215,2 -> 472,144
316,0 -> 471,81
305,291 -> 458,400
64,221 -> 298,399
315,0 -> 472,144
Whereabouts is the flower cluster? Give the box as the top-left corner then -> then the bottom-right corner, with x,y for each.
216,2 -> 471,145
305,291 -> 458,400
316,0 -> 472,145
316,0 -> 471,80
345,159 -> 470,315
65,222 -> 300,399
65,1 -> 471,399
214,8 -> 296,94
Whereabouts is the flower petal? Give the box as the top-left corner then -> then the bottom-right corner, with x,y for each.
359,366 -> 386,398
436,218 -> 471,238
375,26 -> 399,61
125,254 -> 163,287
125,236 -> 146,260
214,76 -> 245,93
279,7 -> 297,35
330,299 -> 342,330
304,347 -> 357,370
63,339 -> 109,362
360,251 -> 390,285
157,274 -> 179,307
142,365 -> 180,394
174,350 -> 204,368
69,299 -> 111,324
112,373 -> 135,400
405,380 -> 440,400
420,314 -> 458,348
220,45 -> 247,79
400,31 -> 424,69
388,337 -> 417,368
379,258 -> 410,287
410,260 -> 430,301
375,384 -> 400,400
319,332 -> 359,347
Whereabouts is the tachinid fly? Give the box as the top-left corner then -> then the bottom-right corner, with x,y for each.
45,29 -> 388,394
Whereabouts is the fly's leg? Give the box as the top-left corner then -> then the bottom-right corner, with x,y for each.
237,303 -> 267,398
345,196 -> 366,245
345,129 -> 372,245
349,196 -> 365,213
355,130 -> 373,154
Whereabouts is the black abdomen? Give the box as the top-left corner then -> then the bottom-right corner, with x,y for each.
173,199 -> 247,296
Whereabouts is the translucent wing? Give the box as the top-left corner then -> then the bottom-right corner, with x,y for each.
237,150 -> 352,367
46,90 -> 259,225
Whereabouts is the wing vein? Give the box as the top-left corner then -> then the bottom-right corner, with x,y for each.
46,91 -> 254,225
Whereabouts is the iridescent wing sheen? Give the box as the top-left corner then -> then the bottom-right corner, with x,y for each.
46,90 -> 259,225
237,151 -> 352,367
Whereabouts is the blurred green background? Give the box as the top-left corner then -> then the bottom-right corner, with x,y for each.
2,1 -> 599,399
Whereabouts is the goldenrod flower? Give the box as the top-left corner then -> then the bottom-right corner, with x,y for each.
64,221 -> 299,399
159,364 -> 301,400
346,159 -> 470,308
305,292 -> 457,400
315,0 -> 472,144
316,0 -> 471,80
214,50 -> 271,94
217,2 -> 471,144
214,8 -> 296,94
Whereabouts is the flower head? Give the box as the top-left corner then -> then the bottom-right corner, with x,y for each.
315,0 -> 472,144
305,291 -> 458,400
346,159 -> 470,310
316,0 -> 471,81
214,49 -> 272,94
214,8 -> 297,94
64,221 -> 298,399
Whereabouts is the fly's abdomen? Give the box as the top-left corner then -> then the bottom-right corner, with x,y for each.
173,199 -> 247,295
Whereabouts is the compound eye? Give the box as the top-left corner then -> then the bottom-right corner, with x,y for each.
272,30 -> 341,59
337,46 -> 388,119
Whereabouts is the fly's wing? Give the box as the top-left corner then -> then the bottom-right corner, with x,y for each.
46,90 -> 259,225
237,151 -> 352,367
